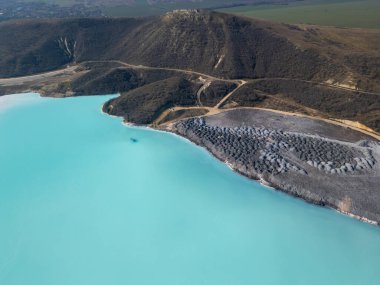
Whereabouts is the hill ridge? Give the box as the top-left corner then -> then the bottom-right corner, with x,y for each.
0,10 -> 359,84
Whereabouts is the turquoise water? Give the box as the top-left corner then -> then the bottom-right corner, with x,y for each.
0,93 -> 380,285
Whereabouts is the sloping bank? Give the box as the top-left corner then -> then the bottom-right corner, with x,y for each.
164,109 -> 380,226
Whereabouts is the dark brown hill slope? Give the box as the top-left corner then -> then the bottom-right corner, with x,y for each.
1,10 -> 379,132
0,17 -> 146,78
2,9 -> 378,91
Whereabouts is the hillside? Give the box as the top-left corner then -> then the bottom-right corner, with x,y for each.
0,10 -> 379,132
0,10 -> 372,84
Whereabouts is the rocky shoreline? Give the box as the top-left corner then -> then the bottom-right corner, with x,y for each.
169,132 -> 379,226
166,110 -> 380,226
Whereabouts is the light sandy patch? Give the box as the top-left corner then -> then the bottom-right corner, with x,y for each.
0,66 -> 77,87
0,93 -> 40,113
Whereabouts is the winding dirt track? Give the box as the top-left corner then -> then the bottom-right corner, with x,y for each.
2,60 -> 380,96
1,60 -> 379,139
96,60 -> 380,97
214,80 -> 247,108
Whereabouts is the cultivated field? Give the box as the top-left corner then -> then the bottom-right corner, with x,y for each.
218,0 -> 380,28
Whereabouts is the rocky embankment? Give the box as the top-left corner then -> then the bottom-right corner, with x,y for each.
173,110 -> 380,225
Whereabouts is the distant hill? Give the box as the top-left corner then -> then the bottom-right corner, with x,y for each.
0,0 -> 296,19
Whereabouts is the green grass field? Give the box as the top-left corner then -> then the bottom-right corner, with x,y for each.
218,0 -> 380,29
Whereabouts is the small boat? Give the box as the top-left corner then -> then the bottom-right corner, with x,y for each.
130,138 -> 138,143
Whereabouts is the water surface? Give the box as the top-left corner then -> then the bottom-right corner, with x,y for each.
0,93 -> 379,285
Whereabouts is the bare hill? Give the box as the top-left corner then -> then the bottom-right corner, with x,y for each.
0,10 -> 379,132
2,9 -> 378,90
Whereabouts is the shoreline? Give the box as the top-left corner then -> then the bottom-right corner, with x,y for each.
169,127 -> 379,227
158,119 -> 380,227
100,100 -> 380,227
2,92 -> 379,227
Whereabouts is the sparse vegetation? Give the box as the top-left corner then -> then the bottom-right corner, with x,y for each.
0,10 -> 379,132
160,109 -> 209,124
103,77 -> 201,124
225,80 -> 380,132
57,81 -> 71,92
